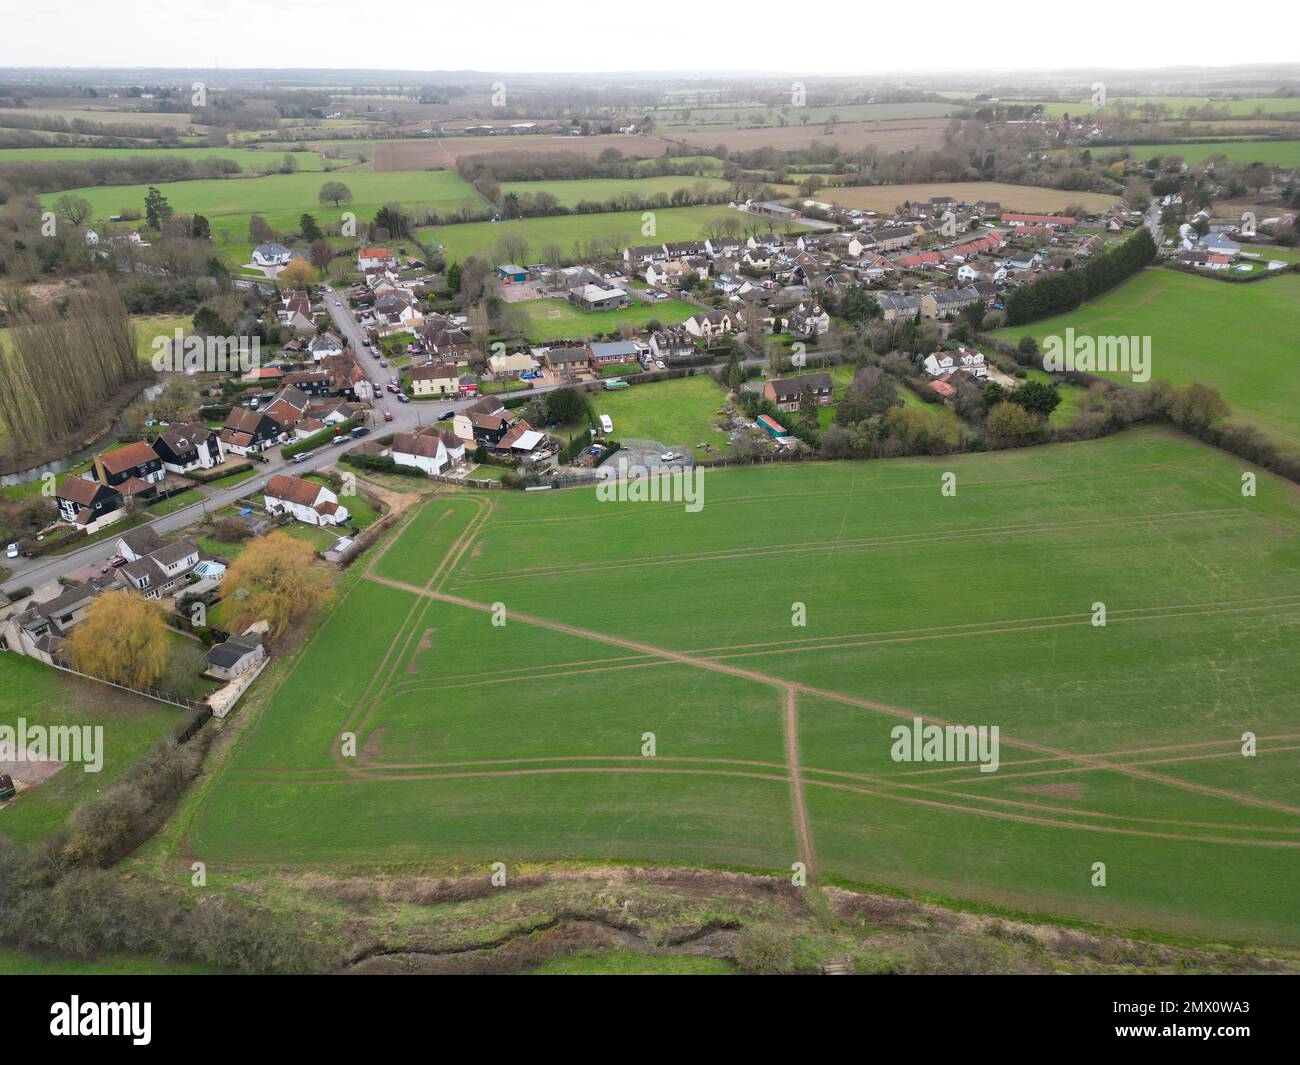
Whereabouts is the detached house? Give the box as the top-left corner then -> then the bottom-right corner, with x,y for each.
220,408 -> 285,455
55,475 -> 122,529
409,363 -> 459,398
921,286 -> 982,319
649,327 -> 695,362
391,427 -> 465,476
152,423 -> 224,473
264,474 -> 350,527
764,373 -> 833,413
787,301 -> 830,337
682,310 -> 734,342
95,441 -> 164,491
117,536 -> 202,600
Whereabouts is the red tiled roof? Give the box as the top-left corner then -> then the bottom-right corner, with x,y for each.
98,440 -> 158,475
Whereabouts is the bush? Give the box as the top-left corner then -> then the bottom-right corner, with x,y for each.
734,924 -> 799,974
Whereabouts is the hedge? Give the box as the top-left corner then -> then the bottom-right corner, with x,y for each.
1005,227 -> 1157,325
280,418 -> 360,459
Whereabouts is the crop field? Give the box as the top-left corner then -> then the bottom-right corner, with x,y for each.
418,205 -> 771,266
646,101 -> 960,130
0,146 -> 353,171
497,175 -> 734,206
1041,97 -> 1300,118
185,429 -> 1300,945
1087,141 -> 1300,168
371,134 -> 680,171
671,119 -> 950,155
38,170 -> 484,244
808,182 -> 1121,213
518,297 -> 698,342
992,268 -> 1300,449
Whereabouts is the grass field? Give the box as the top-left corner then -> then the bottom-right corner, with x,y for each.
0,655 -> 182,843
497,175 -> 733,207
808,182 -> 1120,214
0,146 -> 354,171
418,204 -> 799,266
1086,141 -> 1300,168
184,429 -> 1300,945
1026,97 -> 1300,118
39,170 -> 484,250
590,375 -> 729,455
519,297 -> 698,342
992,268 -> 1300,449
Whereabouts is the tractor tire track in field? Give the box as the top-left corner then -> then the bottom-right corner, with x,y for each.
361,573 -> 1300,821
449,508 -> 1244,584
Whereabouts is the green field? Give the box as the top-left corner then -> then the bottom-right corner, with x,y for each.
39,170 -> 484,252
184,429 -> 1300,945
993,268 -> 1300,449
1027,97 -> 1300,118
0,654 -> 182,843
0,145 -> 354,171
1087,141 -> 1300,168
498,175 -> 732,207
591,375 -> 729,455
520,297 -> 698,342
418,204 -> 795,266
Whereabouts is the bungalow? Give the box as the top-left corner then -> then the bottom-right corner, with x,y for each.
866,226 -> 917,253
488,349 -> 535,377
1001,213 -> 1077,229
252,243 -> 292,268
587,340 -> 640,367
308,332 -> 344,360
152,423 -> 224,473
764,373 -> 833,413
55,475 -> 121,528
264,473 -> 349,527
206,633 -> 265,680
569,284 -> 627,312
543,346 -> 593,375
95,441 -> 165,490
682,310 -> 734,342
409,363 -> 459,398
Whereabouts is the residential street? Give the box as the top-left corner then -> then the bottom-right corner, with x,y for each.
2,291 -> 815,597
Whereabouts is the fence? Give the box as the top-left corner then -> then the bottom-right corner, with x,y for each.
47,659 -> 201,710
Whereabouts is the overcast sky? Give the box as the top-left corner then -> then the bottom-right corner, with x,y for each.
1,0 -> 1296,74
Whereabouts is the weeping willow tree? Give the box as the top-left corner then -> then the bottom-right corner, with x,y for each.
0,279 -> 141,453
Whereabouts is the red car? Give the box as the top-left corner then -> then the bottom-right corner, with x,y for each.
386,384 -> 401,394
383,410 -> 394,422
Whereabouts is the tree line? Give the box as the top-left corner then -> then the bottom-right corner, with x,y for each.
0,278 -> 143,452
1005,227 -> 1157,325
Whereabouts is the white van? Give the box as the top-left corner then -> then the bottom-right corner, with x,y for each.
599,414 -> 613,434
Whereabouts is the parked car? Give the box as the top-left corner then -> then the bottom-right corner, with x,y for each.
437,410 -> 454,421
331,435 -> 346,446
380,359 -> 388,368
655,360 -> 665,369
6,542 -> 19,559
109,554 -> 128,568
660,452 -> 676,462
386,384 -> 401,394
382,410 -> 394,422
292,451 -> 314,463
350,426 -> 370,438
